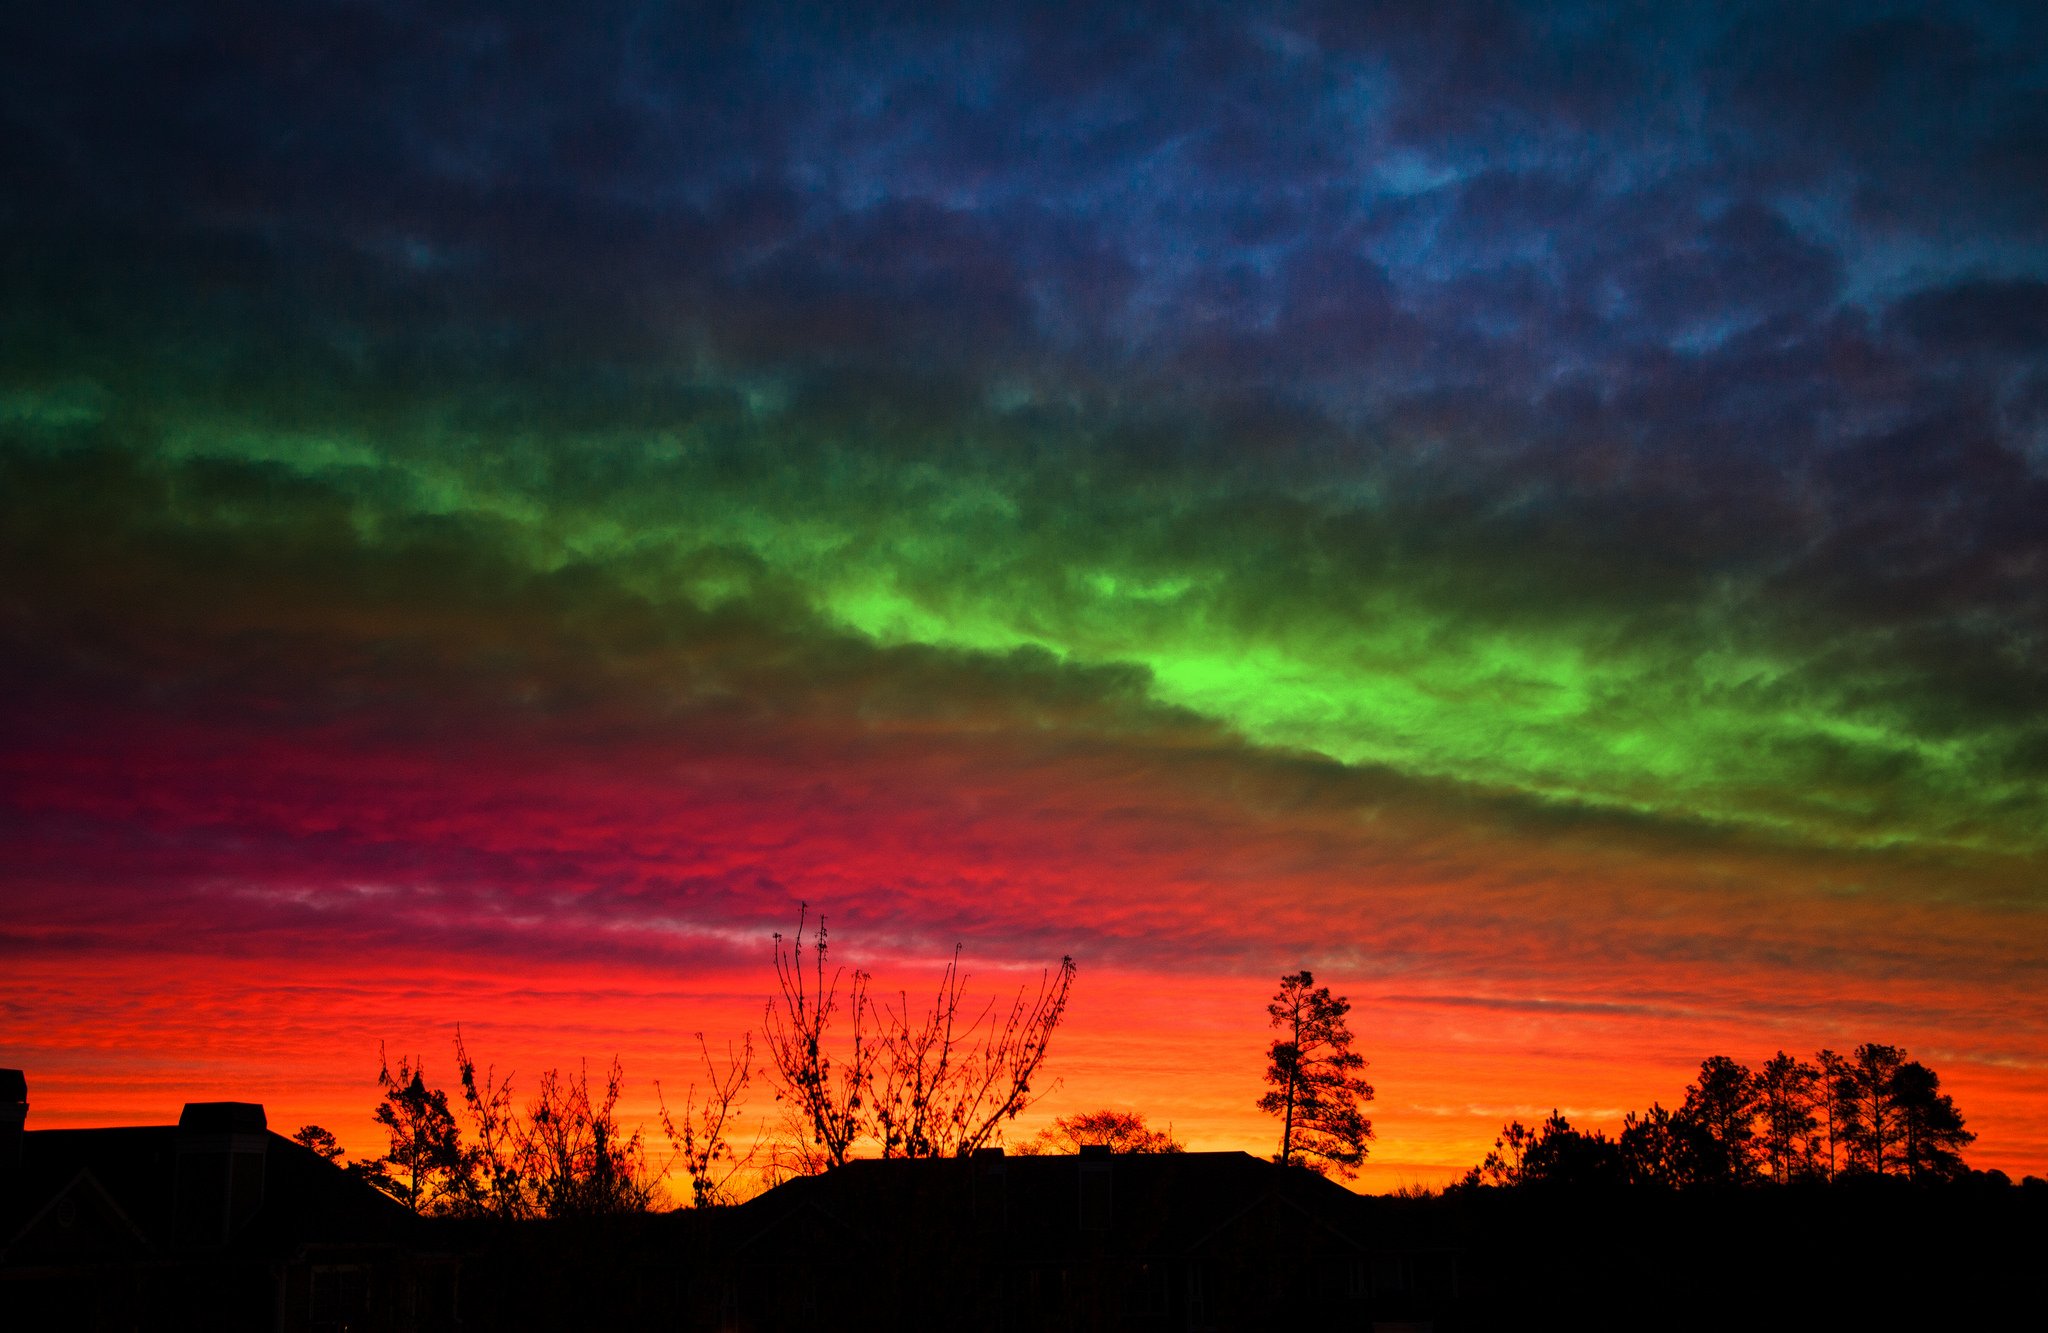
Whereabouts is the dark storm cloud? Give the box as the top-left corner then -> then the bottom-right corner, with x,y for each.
4,2 -> 2045,823
1891,278 -> 2048,357
10,3 -> 2040,375
1711,4 -> 2048,236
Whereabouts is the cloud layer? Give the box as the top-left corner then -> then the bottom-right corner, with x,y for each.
3,2 -> 2044,1181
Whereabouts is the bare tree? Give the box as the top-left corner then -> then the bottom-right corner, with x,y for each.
758,1105 -> 841,1186
764,905 -> 876,1171
762,905 -> 1077,1165
660,1032 -> 758,1207
871,946 -> 1077,1159
444,1032 -> 663,1218
454,1027 -> 529,1218
522,1058 -> 658,1218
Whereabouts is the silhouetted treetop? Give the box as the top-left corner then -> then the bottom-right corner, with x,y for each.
1016,1109 -> 1184,1155
1457,1039 -> 1977,1193
764,904 -> 1077,1170
1259,970 -> 1374,1177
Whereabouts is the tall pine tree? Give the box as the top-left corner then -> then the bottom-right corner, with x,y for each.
1258,971 -> 1375,1176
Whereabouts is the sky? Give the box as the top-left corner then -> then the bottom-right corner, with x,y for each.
3,0 -> 2046,1190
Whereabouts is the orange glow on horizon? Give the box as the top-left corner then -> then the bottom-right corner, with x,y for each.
12,952 -> 2044,1195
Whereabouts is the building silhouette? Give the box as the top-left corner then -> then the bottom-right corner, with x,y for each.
4,1068 -> 1461,1331
1,1071 -> 453,1331
716,1145 -> 1388,1330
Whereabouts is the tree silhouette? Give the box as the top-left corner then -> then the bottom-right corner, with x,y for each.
366,1031 -> 669,1219
1458,1040 -> 1977,1191
1679,1055 -> 1760,1184
1467,1111 -> 1621,1187
1016,1109 -> 1184,1155
519,1059 -> 658,1217
869,944 -> 1076,1160
296,1121 -> 396,1194
1813,1048 -> 1856,1179
764,906 -> 874,1172
454,1028 -> 526,1218
1841,1042 -> 1909,1176
1257,971 -> 1374,1176
763,904 -> 1077,1167
371,1050 -> 468,1215
1467,1117 -> 1542,1187
1525,1111 -> 1622,1186
1893,1060 -> 1973,1182
660,1032 -> 758,1207
1616,1103 -> 1717,1188
291,1124 -> 346,1163
1755,1051 -> 1822,1183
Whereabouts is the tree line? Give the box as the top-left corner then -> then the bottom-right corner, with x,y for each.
294,906 -> 1080,1218
757,906 -> 1076,1172
293,932 -> 1383,1216
1460,1043 -> 1977,1190
292,926 -> 1986,1216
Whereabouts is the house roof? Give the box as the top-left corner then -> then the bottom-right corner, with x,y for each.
3,1125 -> 416,1262
732,1150 -> 1369,1262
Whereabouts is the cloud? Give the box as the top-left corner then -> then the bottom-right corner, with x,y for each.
5,0 -> 2047,1175
1891,278 -> 2048,357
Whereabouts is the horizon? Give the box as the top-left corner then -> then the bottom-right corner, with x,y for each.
9,939 -> 2034,1193
4,1 -> 2046,1194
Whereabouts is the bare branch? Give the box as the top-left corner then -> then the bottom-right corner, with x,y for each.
659,1032 -> 759,1207
761,909 -> 1077,1164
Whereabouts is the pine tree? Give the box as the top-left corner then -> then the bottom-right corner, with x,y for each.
1893,1060 -> 1973,1182
1755,1051 -> 1822,1183
1618,1102 -> 1717,1188
1813,1048 -> 1856,1179
1257,971 -> 1375,1177
371,1051 -> 469,1215
1680,1055 -> 1760,1184
1842,1043 -> 1909,1176
291,1124 -> 346,1163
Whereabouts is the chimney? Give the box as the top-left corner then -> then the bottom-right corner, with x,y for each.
1078,1142 -> 1112,1231
1,1069 -> 25,1168
972,1145 -> 1007,1232
175,1101 -> 268,1247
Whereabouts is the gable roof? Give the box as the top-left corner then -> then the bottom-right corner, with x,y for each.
5,1167 -> 153,1265
3,1126 -> 416,1262
732,1150 -> 1368,1260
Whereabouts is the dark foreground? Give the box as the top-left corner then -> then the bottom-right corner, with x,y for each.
5,1099 -> 2042,1331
